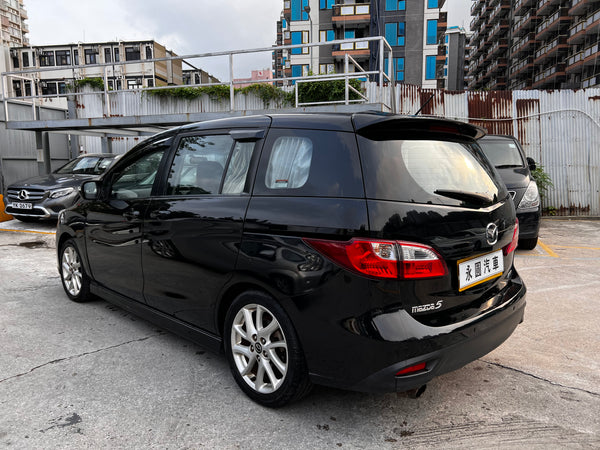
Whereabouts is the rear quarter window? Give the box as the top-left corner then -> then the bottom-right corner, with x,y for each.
358,136 -> 506,206
254,129 -> 363,198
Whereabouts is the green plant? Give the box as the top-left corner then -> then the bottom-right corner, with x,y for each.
531,165 -> 554,204
145,85 -> 230,102
297,76 -> 364,104
69,77 -> 106,91
238,83 -> 293,108
145,83 -> 294,107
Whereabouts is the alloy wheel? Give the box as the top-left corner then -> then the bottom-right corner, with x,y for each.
230,303 -> 288,394
62,245 -> 82,297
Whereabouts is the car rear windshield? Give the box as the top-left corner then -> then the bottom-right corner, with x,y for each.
478,139 -> 525,168
358,137 -> 506,207
55,156 -> 115,175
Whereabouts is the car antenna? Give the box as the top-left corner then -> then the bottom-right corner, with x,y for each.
414,94 -> 435,116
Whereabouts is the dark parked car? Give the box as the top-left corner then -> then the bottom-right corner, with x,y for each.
4,153 -> 119,222
56,113 -> 526,407
478,135 -> 541,250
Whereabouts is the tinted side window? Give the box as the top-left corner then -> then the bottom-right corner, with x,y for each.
358,137 -> 506,206
254,129 -> 363,198
110,146 -> 167,200
167,135 -> 234,195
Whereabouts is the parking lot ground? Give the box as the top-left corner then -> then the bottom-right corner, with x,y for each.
0,218 -> 599,449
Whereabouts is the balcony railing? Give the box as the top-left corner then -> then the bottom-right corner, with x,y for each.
582,74 -> 600,88
512,11 -> 539,36
511,33 -> 537,55
510,56 -> 534,75
536,8 -> 571,38
535,35 -> 567,60
567,50 -> 584,67
533,63 -> 565,83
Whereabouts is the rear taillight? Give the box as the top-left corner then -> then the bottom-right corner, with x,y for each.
396,362 -> 427,376
503,219 -> 519,255
303,238 -> 447,280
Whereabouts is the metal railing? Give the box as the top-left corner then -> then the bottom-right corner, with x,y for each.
1,36 -> 396,122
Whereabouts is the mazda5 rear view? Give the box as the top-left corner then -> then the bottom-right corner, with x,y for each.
56,113 -> 526,407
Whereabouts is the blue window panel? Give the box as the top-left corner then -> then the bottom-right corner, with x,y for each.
282,19 -> 287,29
425,55 -> 436,79
291,31 -> 303,54
397,57 -> 404,71
385,0 -> 397,10
384,57 -> 389,76
398,36 -> 405,46
398,22 -> 405,36
445,35 -> 449,43
291,0 -> 301,20
427,20 -> 438,45
345,30 -> 355,39
444,68 -> 447,77
320,0 -> 334,8
385,23 -> 397,46
428,0 -> 439,8
398,0 -> 405,10
302,0 -> 309,20
292,65 -> 303,78
327,30 -> 335,41
397,71 -> 404,81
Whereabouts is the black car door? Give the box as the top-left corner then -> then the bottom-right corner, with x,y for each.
142,130 -> 262,333
84,137 -> 172,302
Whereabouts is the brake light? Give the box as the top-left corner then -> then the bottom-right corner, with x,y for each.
396,362 -> 427,376
503,219 -> 519,255
303,238 -> 447,280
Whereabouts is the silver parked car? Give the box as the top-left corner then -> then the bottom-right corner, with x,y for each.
4,153 -> 119,222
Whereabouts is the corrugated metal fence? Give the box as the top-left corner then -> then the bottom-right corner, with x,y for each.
74,85 -> 600,216
393,85 -> 600,216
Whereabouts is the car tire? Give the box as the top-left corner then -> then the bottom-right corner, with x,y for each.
59,239 -> 92,302
519,237 -> 538,250
224,291 -> 312,407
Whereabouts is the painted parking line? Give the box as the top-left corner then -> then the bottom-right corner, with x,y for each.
537,239 -> 559,258
0,228 -> 55,236
552,245 -> 600,251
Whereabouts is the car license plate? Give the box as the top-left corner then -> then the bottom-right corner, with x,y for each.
458,249 -> 503,291
12,202 -> 33,210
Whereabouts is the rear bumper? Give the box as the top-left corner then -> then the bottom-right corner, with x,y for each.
350,290 -> 525,392
306,271 -> 526,393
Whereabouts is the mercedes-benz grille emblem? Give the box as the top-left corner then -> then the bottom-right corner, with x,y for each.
18,190 -> 30,200
486,223 -> 499,246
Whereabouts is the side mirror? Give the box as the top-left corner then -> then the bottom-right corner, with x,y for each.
526,157 -> 536,171
81,180 -> 100,200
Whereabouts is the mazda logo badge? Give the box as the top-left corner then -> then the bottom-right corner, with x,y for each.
18,190 -> 30,200
486,223 -> 498,246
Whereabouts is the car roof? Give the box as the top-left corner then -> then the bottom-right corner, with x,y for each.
176,112 -> 485,139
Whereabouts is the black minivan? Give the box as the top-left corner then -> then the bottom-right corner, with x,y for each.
56,113 -> 526,407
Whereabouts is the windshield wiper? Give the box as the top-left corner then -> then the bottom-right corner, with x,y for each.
495,164 -> 522,169
434,189 -> 494,206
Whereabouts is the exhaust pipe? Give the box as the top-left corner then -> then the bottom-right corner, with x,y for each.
397,384 -> 427,399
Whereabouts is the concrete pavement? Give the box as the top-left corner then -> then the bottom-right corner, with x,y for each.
0,218 -> 598,448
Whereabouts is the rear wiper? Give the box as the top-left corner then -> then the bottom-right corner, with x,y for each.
434,189 -> 494,206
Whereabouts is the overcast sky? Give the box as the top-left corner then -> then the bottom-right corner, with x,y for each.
26,0 -> 471,80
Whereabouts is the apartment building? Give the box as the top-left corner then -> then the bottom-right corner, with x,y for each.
1,0 -> 28,47
6,40 -> 183,99
443,26 -> 469,90
272,0 -> 447,87
468,0 -> 600,90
